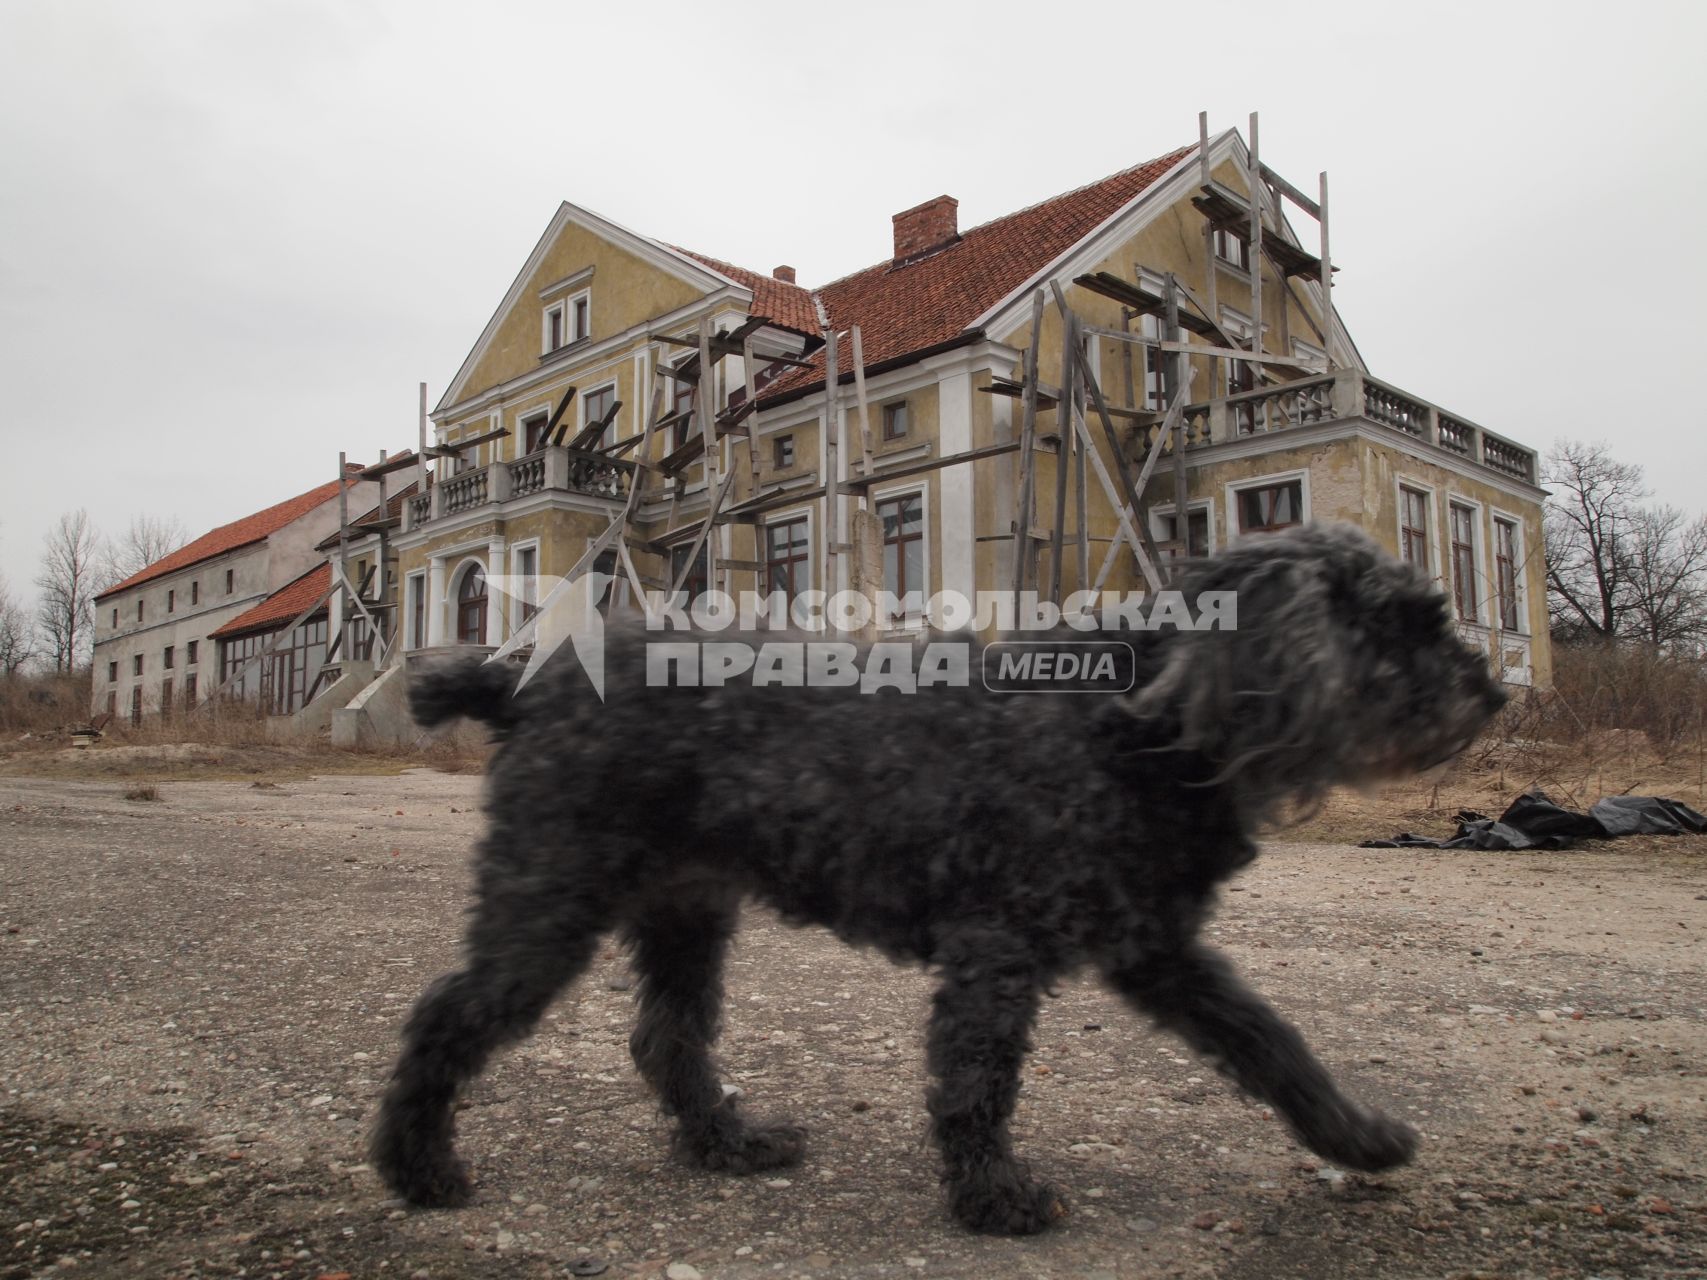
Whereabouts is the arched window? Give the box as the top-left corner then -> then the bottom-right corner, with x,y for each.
456,565 -> 488,644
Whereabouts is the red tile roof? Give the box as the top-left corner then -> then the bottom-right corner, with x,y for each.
754,147 -> 1193,404
209,562 -> 332,640
672,248 -> 822,336
97,470 -> 363,600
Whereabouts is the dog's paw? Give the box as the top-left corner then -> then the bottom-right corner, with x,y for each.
372,1120 -> 474,1208
679,1121 -> 807,1174
1312,1105 -> 1417,1174
948,1168 -> 1069,1236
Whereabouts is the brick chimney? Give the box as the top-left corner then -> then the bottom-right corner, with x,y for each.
772,265 -> 796,283
892,195 -> 959,264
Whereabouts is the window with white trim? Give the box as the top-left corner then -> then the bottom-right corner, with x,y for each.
1494,517 -> 1521,632
1450,502 -> 1479,623
584,383 -> 617,448
1234,479 -> 1303,534
876,491 -> 925,618
1151,504 -> 1210,560
1399,486 -> 1431,571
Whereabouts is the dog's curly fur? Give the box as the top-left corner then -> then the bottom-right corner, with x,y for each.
372,524 -> 1505,1234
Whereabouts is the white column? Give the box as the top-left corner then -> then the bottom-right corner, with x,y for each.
426,556 -> 446,647
486,541 -> 507,646
938,370 -> 976,605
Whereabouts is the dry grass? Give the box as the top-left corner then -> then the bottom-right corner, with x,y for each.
122,784 -> 160,802
1292,644 -> 1707,845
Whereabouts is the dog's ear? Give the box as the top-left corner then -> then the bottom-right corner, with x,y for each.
1125,532 -> 1363,815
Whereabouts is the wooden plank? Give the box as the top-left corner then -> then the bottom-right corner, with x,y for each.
1248,112 -> 1263,379
666,468 -> 739,597
822,325 -> 840,566
741,335 -> 761,482
416,382 -> 429,499
696,317 -> 719,591
1046,310 -> 1074,603
849,324 -> 875,497
845,441 -> 1022,489
1165,273 -> 1188,568
1260,161 -> 1321,218
1198,109 -> 1211,187
1010,290 -> 1044,598
1319,170 -> 1334,370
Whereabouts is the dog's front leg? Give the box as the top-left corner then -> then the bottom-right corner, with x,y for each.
1108,942 -> 1416,1172
926,928 -> 1065,1235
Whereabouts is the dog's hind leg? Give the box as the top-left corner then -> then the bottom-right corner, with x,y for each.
625,892 -> 805,1174
926,927 -> 1064,1235
1108,942 -> 1416,1172
372,882 -> 606,1208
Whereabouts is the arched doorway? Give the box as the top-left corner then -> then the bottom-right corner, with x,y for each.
456,564 -> 488,644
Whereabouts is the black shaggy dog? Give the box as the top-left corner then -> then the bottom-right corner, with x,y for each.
372,524 -> 1505,1234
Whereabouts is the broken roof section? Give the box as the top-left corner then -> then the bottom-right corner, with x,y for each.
96,467 -> 365,601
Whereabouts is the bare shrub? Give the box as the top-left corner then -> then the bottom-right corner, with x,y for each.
122,785 -> 160,802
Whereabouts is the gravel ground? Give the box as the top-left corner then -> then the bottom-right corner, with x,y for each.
2,768 -> 1704,1279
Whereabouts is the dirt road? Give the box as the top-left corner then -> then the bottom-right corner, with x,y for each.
2,769 -> 1703,1278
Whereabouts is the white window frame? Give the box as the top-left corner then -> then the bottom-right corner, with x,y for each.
509,541 -> 541,630
871,483 -> 931,629
405,571 -> 427,650
580,381 -> 619,448
1147,498 -> 1216,561
543,300 -> 569,354
761,507 -> 815,611
1394,478 -> 1439,580
1446,496 -> 1488,630
1489,507 -> 1528,637
567,288 -> 591,344
1224,468 -> 1310,539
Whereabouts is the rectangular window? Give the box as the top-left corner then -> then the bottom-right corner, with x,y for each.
190,581 -> 199,606
167,589 -> 175,614
163,645 -> 174,671
107,660 -> 118,683
407,573 -> 426,649
137,599 -> 144,622
131,687 -> 142,727
572,295 -> 589,342
184,672 -> 197,705
877,493 -> 925,614
1450,503 -> 1479,623
1399,487 -> 1430,570
1140,312 -> 1166,411
1213,227 -> 1250,271
1494,517 -> 1520,631
186,640 -> 198,665
545,303 -> 566,352
106,690 -> 117,717
765,516 -> 810,606
584,384 -> 617,447
1155,507 -> 1210,559
523,412 -> 551,454
773,434 -> 795,468
133,654 -> 143,676
670,544 -> 708,604
112,607 -> 118,629
1236,481 -> 1303,534
226,569 -> 234,594
671,356 -> 697,450
159,678 -> 172,720
515,547 -> 539,622
882,401 -> 909,441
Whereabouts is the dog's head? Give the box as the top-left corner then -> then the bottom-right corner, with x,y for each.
1129,523 -> 1507,820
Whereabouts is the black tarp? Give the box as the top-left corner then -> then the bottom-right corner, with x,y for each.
1361,789 -> 1707,850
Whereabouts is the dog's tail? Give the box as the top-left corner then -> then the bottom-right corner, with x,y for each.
409,657 -> 524,731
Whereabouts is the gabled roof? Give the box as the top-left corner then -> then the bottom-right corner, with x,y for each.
209,563 -> 332,640
314,480 -> 420,553
96,470 -> 363,601
756,146 -> 1194,404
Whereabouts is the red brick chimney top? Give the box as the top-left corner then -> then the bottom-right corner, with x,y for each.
772,265 -> 796,283
892,195 -> 959,265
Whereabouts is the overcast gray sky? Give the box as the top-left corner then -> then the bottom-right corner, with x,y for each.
2,0 -> 1703,610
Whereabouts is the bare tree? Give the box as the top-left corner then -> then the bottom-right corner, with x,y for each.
1543,441 -> 1707,649
34,510 -> 104,671
106,513 -> 190,583
1621,507 -> 1707,649
0,577 -> 33,676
